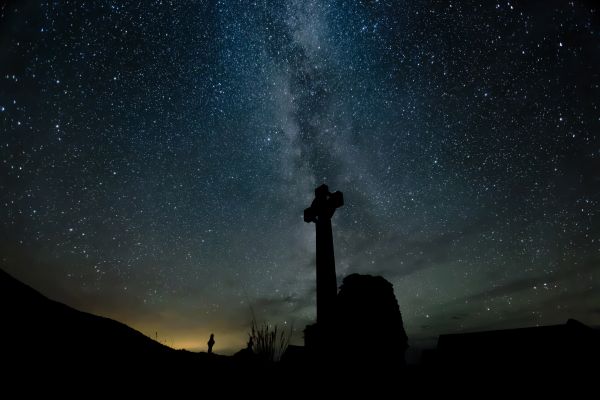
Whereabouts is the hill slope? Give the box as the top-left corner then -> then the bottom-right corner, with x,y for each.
0,268 -> 234,388
0,269 -> 175,364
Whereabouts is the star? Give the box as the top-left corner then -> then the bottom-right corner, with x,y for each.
0,0 -> 597,356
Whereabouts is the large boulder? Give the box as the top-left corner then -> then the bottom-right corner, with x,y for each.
334,273 -> 408,367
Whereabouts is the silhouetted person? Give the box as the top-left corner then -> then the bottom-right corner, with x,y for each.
207,333 -> 215,354
247,335 -> 254,351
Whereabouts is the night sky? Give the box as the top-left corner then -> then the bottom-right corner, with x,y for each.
1,1 -> 599,355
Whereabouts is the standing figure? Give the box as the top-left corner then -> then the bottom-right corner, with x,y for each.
207,333 -> 215,354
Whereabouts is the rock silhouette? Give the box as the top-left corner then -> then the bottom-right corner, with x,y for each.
334,273 -> 409,368
303,273 -> 409,372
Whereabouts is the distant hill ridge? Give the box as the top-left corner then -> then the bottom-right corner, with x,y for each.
0,268 -> 237,389
0,268 -> 173,359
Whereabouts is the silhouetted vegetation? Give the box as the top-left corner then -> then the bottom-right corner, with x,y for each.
335,273 -> 408,367
249,318 -> 292,362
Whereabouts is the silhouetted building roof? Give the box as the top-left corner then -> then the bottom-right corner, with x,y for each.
434,319 -> 599,370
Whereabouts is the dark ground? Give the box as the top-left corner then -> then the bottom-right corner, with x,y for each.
1,268 -> 597,396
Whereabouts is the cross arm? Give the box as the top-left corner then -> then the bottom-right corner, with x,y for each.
304,206 -> 317,223
329,191 -> 344,209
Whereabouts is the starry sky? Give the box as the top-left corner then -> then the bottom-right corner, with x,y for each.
1,0 -> 599,355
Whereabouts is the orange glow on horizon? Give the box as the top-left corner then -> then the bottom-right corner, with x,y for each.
139,327 -> 247,355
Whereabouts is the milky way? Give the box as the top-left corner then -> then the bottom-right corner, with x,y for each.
1,1 -> 599,354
